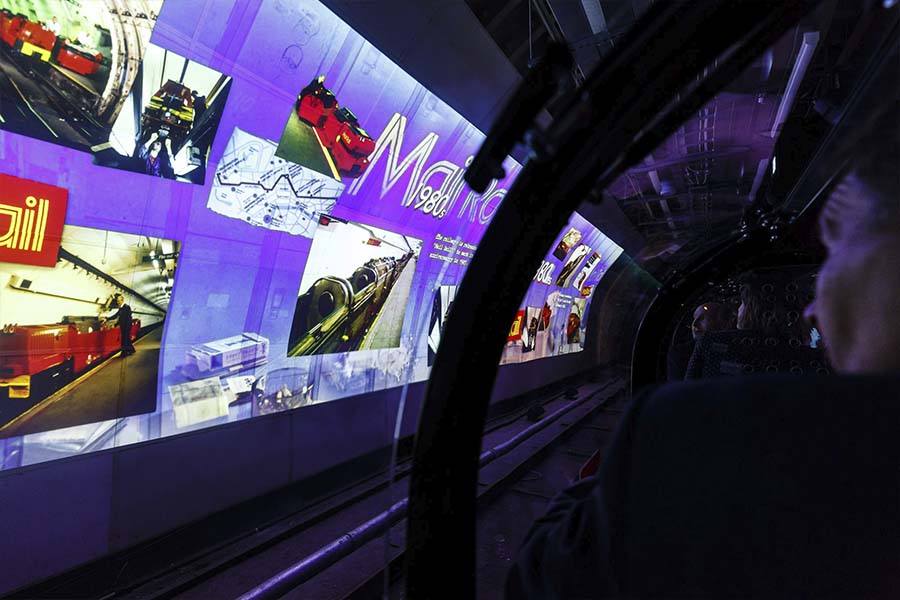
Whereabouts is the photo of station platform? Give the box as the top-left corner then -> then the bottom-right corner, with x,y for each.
0,225 -> 179,438
0,1 -> 161,149
357,254 -> 417,350
0,325 -> 162,439
287,218 -> 423,358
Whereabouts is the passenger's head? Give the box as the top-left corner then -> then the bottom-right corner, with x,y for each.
803,101 -> 900,374
691,302 -> 733,340
149,140 -> 162,158
114,293 -> 124,307
736,280 -> 768,332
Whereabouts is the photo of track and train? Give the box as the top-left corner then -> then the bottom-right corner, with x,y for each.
276,75 -> 377,181
92,43 -> 232,184
0,225 -> 179,438
0,0 -> 164,150
287,216 -> 421,357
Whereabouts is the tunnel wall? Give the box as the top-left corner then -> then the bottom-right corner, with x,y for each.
0,1 -> 656,593
0,347 -> 606,593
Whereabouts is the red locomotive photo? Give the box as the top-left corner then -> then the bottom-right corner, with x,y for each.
54,40 -> 103,76
297,75 -> 338,127
277,75 -> 377,180
0,9 -> 103,76
0,318 -> 140,400
0,220 -> 179,439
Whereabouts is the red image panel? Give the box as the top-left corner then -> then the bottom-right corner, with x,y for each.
0,174 -> 68,267
508,310 -> 525,342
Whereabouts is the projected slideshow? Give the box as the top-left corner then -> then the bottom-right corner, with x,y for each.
499,212 -> 624,364
92,43 -> 232,184
288,216 -> 422,357
0,0 -> 163,150
2,0 -> 537,470
0,224 -> 179,438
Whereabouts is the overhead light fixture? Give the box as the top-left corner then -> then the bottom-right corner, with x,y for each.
771,31 -> 819,138
749,158 -> 768,201
885,0 -> 899,8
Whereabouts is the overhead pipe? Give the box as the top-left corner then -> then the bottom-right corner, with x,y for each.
235,382 -> 618,600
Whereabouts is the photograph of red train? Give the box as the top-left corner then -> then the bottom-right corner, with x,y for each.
0,224 -> 179,438
276,75 -> 377,181
91,42 -> 232,184
287,215 -> 421,357
0,0 -> 164,150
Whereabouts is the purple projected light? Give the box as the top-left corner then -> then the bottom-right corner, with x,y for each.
0,0 -> 639,472
501,211 -> 624,364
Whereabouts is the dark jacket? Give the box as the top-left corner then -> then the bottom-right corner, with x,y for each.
109,303 -> 132,330
506,375 -> 900,599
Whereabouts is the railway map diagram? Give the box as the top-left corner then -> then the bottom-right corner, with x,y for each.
208,128 -> 345,238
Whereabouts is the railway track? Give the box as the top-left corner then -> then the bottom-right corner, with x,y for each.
6,372 -> 627,600
0,30 -> 119,147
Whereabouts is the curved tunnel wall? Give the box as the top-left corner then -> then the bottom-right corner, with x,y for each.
0,0 -> 653,594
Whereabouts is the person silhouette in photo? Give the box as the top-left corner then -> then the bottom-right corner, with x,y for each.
140,131 -> 175,179
191,91 -> 207,123
46,16 -> 61,36
103,294 -> 135,357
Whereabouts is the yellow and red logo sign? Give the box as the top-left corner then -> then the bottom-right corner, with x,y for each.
0,173 -> 68,267
508,310 -> 525,341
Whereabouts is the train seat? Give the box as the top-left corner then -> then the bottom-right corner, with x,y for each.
685,330 -> 831,380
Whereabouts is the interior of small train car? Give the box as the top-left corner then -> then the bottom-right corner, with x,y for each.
1,0 -> 898,598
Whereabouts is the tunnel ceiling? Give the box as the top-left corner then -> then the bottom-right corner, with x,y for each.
60,230 -> 178,311
465,0 -> 890,279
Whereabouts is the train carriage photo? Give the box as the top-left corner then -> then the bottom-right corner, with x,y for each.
0,316 -> 140,402
0,1 -> 164,150
0,8 -> 104,73
287,217 -> 421,357
277,74 -> 377,180
0,225 -> 179,438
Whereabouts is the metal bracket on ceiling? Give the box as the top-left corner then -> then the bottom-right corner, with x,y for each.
464,41 -> 573,193
530,0 -> 586,85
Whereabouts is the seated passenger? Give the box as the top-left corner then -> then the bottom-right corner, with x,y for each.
684,280 -> 773,379
666,302 -> 734,380
506,101 -> 900,598
736,277 -> 771,332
